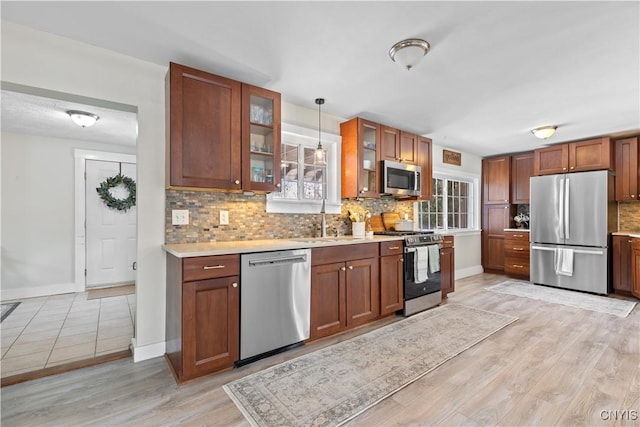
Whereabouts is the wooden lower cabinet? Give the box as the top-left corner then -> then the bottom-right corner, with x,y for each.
380,241 -> 404,315
309,243 -> 380,340
482,204 -> 514,272
504,231 -> 530,279
629,239 -> 640,299
166,254 -> 239,383
441,235 -> 455,297
612,235 -> 633,294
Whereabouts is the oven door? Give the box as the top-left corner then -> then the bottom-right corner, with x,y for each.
404,244 -> 442,300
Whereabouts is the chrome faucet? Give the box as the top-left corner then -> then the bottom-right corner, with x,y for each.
320,199 -> 327,238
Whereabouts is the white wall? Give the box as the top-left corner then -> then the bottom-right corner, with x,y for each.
1,133 -> 135,300
431,143 -> 483,279
1,21 -> 167,360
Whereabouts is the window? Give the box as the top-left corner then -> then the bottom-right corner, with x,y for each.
266,123 -> 340,214
415,174 -> 478,231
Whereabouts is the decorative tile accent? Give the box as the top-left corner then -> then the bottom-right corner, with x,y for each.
618,202 -> 640,232
165,190 -> 415,244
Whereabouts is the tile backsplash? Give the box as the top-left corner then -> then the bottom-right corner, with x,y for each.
618,202 -> 640,232
165,190 -> 415,244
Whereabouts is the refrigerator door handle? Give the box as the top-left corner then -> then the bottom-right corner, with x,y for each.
531,246 -> 556,252
558,176 -> 565,241
564,177 -> 570,240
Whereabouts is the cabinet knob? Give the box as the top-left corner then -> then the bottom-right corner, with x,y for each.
504,199 -> 508,202
348,265 -> 353,270
234,179 -> 240,185
633,195 -> 636,198
504,206 -> 508,209
232,282 -> 238,288
629,240 -> 633,243
276,183 -> 281,188
399,258 -> 404,263
570,166 -> 574,170
340,266 -> 346,271
563,167 -> 567,171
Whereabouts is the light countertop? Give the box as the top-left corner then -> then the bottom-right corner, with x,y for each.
612,232 -> 640,238
163,235 -> 405,258
504,228 -> 530,232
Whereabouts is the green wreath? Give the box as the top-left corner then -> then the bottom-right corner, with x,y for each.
96,173 -> 136,212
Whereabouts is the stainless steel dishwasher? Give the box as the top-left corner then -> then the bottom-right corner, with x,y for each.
239,249 -> 311,364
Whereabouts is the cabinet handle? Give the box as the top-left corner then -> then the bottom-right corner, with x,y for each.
234,179 -> 240,185
629,240 -> 633,243
388,246 -> 400,250
232,282 -> 238,288
512,265 -> 524,268
203,265 -> 225,270
514,234 -> 524,237
340,266 -> 346,271
513,247 -> 525,251
348,265 -> 353,270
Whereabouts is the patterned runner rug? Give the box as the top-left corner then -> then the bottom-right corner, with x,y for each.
487,280 -> 637,317
223,304 -> 517,427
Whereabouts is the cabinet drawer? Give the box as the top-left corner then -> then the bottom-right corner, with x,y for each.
380,240 -> 403,256
442,235 -> 454,248
312,243 -> 379,266
504,231 -> 529,240
183,255 -> 240,282
504,257 -> 530,276
504,240 -> 529,258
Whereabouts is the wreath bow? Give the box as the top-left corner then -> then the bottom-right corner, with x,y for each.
96,173 -> 136,212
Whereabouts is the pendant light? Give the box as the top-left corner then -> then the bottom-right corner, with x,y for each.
314,98 -> 326,165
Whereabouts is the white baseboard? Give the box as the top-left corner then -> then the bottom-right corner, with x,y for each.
455,265 -> 484,280
131,338 -> 166,362
0,282 -> 76,301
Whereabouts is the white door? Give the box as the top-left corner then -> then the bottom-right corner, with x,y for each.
85,159 -> 137,288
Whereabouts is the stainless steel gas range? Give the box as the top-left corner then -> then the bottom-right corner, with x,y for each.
375,231 -> 443,316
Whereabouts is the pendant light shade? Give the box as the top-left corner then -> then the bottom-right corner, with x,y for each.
531,125 -> 558,139
389,38 -> 431,70
314,98 -> 326,165
67,110 -> 99,128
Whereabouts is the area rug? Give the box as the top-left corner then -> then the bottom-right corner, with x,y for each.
87,284 -> 135,300
1,302 -> 20,322
223,304 -> 517,427
486,280 -> 637,318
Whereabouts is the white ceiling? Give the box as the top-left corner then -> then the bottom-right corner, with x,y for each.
1,1 -> 638,156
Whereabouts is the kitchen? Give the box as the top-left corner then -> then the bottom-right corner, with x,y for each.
1,2 -> 639,426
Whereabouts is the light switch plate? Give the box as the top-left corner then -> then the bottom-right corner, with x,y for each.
171,209 -> 189,225
220,210 -> 229,225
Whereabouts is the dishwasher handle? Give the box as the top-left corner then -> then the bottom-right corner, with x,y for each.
248,254 -> 308,267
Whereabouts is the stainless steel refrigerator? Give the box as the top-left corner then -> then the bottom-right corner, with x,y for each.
530,170 -> 616,294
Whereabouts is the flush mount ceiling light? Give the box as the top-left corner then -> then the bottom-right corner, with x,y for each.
314,98 -> 326,165
67,110 -> 99,128
531,125 -> 558,139
389,38 -> 431,70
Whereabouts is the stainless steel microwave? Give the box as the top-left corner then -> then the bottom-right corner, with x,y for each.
382,160 -> 421,197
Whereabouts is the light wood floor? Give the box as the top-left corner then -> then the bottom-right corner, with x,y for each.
1,273 -> 638,426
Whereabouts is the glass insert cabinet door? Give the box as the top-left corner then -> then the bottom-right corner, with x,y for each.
359,119 -> 379,196
242,84 -> 281,191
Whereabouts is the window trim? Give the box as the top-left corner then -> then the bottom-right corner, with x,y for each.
266,123 -> 341,214
413,170 -> 481,232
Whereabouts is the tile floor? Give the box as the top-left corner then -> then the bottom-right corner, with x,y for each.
0,292 -> 135,378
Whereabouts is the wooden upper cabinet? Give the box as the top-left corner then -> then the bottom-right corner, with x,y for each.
380,126 -> 400,162
511,152 -> 534,204
341,118 -> 381,198
534,137 -> 613,176
167,62 -> 242,189
417,136 -> 433,200
570,137 -> 613,172
615,137 -> 639,201
533,144 -> 569,175
399,131 -> 419,164
482,155 -> 511,204
241,84 -> 281,192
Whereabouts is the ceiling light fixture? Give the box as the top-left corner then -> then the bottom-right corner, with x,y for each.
531,125 -> 558,139
314,98 -> 326,165
67,110 -> 99,128
389,38 -> 430,70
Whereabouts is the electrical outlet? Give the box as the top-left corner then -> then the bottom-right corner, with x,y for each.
171,209 -> 189,225
219,210 -> 229,225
